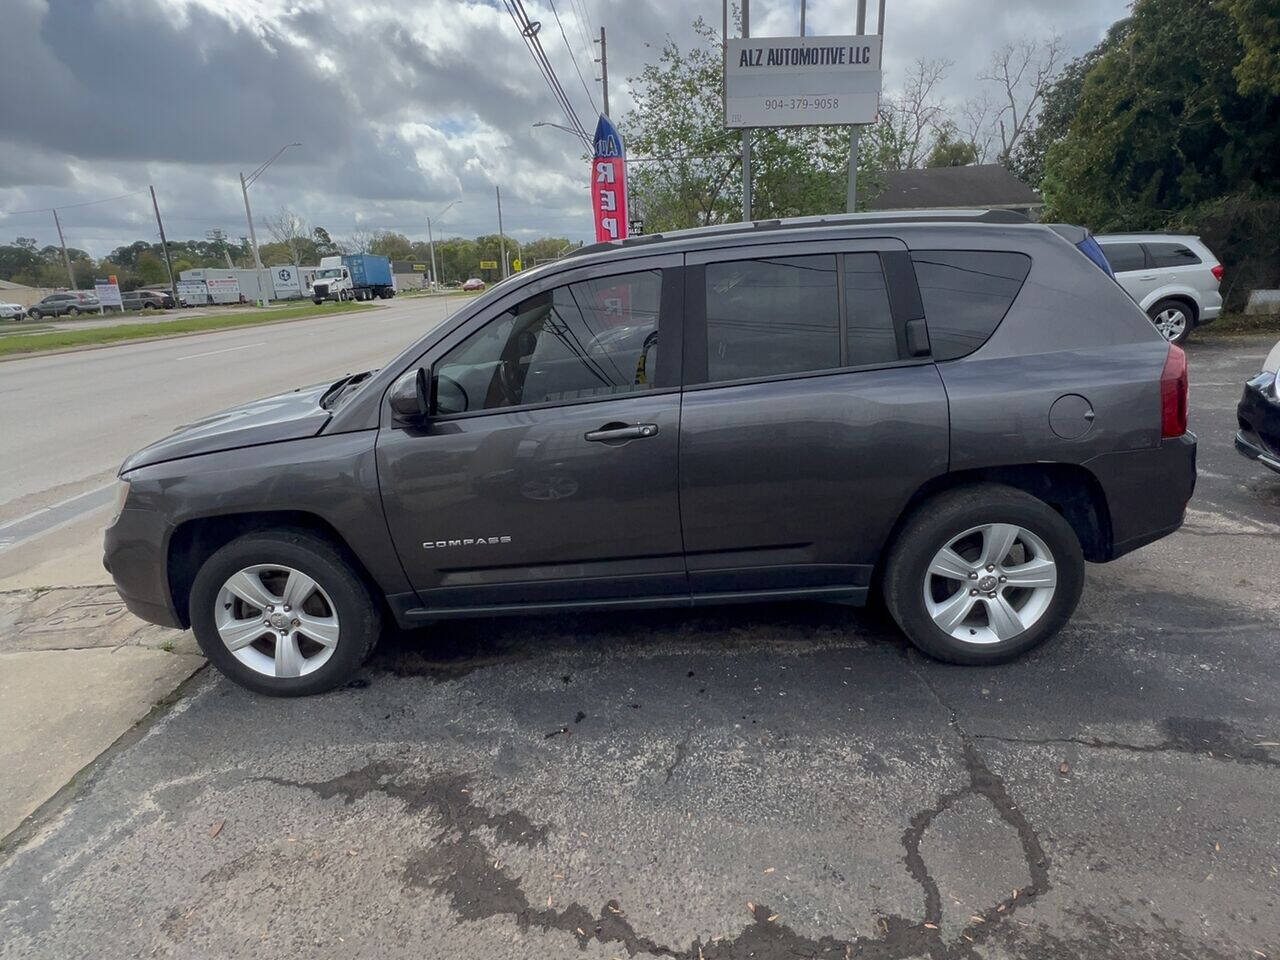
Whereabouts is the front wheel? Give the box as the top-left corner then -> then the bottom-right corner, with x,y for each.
1148,299 -> 1192,344
189,530 -> 382,696
882,484 -> 1085,664
26,309 -> 41,320
65,306 -> 80,316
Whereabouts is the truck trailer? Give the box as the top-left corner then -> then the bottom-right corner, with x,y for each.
311,254 -> 396,303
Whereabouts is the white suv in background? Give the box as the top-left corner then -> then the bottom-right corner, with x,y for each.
1095,234 -> 1224,344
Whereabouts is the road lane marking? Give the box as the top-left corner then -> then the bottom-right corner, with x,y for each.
0,483 -> 116,554
178,342 -> 266,361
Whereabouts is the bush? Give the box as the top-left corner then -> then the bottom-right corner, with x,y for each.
1169,190 -> 1280,312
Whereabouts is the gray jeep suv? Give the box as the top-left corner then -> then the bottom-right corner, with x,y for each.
104,211 -> 1197,695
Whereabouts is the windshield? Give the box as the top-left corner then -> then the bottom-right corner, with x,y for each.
316,268 -> 344,278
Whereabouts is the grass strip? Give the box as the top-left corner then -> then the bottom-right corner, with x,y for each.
0,302 -> 374,358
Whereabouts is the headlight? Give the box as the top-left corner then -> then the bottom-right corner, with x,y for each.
110,478 -> 131,523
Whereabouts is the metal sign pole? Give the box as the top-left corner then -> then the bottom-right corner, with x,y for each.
847,0 -> 868,213
741,0 -> 752,222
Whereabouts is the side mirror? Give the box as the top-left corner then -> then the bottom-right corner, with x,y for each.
389,367 -> 430,419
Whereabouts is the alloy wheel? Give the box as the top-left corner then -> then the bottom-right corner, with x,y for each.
923,523 -> 1058,645
1153,307 -> 1188,342
214,564 -> 340,678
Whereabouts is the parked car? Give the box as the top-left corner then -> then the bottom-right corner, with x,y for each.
25,291 -> 100,319
105,210 -> 1196,696
461,277 -> 485,291
1235,339 -> 1280,475
122,290 -> 173,310
1095,234 -> 1223,344
0,301 -> 24,320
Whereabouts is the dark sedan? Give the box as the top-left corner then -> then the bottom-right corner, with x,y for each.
1235,340 -> 1280,474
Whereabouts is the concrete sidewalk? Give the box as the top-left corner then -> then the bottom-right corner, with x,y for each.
0,585 -> 204,840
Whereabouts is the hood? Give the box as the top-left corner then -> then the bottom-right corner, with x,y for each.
120,381 -> 334,473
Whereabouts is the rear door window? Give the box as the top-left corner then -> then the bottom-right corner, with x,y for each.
704,255 -> 840,381
911,250 -> 1032,361
1145,242 -> 1201,268
1099,243 -> 1146,273
843,252 -> 898,366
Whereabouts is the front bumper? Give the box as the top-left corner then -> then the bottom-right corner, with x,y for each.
103,506 -> 184,629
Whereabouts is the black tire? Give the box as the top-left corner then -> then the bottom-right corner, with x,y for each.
65,306 -> 79,316
1147,298 -> 1193,344
313,299 -> 323,305
189,529 -> 382,696
881,483 -> 1085,665
26,309 -> 41,321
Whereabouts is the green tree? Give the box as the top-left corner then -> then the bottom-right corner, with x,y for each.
369,231 -> 413,260
925,127 -> 979,168
1041,0 -> 1279,230
1008,23 -> 1123,187
1223,0 -> 1280,96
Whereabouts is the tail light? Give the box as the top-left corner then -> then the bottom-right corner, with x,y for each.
1211,264 -> 1224,282
1160,344 -> 1188,438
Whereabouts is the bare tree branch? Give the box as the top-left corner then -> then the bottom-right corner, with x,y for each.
264,208 -> 308,266
979,34 -> 1065,163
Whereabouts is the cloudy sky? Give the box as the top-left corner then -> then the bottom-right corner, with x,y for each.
1,0 -> 1130,257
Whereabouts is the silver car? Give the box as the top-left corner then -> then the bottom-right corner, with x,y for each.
1095,234 -> 1223,344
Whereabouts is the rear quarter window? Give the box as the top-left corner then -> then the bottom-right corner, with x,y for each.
911,251 -> 1032,361
1145,242 -> 1201,268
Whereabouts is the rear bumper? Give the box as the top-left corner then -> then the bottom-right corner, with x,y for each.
1088,434 -> 1197,560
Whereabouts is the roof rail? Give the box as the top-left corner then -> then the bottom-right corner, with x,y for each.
563,209 -> 1031,261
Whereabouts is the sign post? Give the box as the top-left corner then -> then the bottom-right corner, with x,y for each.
590,114 -> 628,243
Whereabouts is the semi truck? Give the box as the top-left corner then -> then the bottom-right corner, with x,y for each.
311,254 -> 396,303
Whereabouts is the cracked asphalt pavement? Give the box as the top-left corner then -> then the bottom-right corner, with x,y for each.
1,335 -> 1278,959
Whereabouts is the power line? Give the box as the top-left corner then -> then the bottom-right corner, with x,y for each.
548,0 -> 600,115
0,187 -> 150,219
501,0 -> 591,148
568,0 -> 596,68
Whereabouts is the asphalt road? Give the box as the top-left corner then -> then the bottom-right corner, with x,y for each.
0,296 -> 457,536
0,332 -> 1278,959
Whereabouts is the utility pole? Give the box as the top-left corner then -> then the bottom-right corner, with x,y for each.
800,0 -> 806,35
846,0 -> 869,213
150,186 -> 179,304
496,185 -> 509,280
741,0 -> 752,221
427,216 -> 437,289
51,208 -> 76,290
239,172 -> 268,306
596,27 -> 610,117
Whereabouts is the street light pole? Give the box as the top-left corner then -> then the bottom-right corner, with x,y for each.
427,199 -> 460,290
240,142 -> 300,307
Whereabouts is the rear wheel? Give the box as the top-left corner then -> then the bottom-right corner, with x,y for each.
189,530 -> 382,696
1148,298 -> 1192,344
882,484 -> 1085,664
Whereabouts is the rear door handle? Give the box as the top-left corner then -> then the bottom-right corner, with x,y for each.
584,422 -> 659,443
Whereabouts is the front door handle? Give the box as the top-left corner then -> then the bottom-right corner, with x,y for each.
584,422 -> 659,443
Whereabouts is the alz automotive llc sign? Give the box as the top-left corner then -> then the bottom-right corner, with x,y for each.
724,35 -> 883,128
591,114 -> 628,243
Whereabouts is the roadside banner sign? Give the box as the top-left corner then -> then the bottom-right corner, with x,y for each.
272,266 -> 301,299
724,35 -> 883,128
591,114 -> 628,243
479,260 -> 498,270
94,280 -> 123,310
412,263 -> 427,272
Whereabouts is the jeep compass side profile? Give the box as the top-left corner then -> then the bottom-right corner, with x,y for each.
104,211 -> 1196,696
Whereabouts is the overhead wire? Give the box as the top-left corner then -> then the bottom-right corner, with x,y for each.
501,0 -> 591,149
